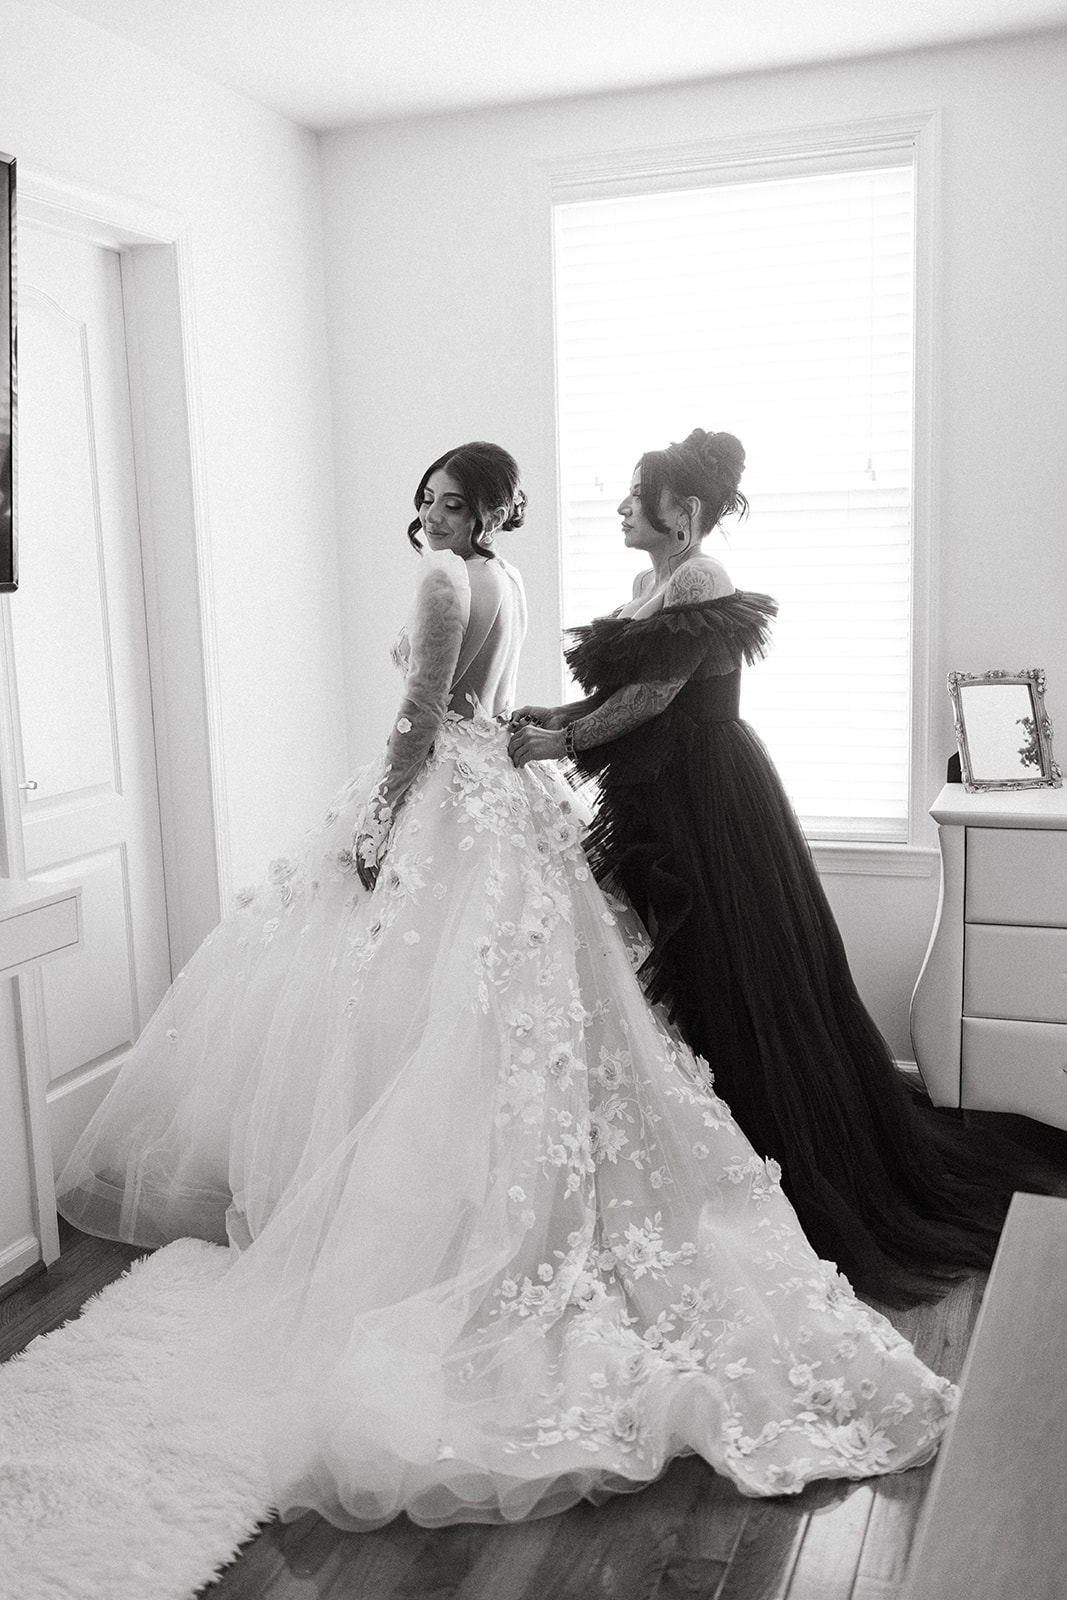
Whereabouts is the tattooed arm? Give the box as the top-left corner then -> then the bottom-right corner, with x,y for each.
569,678 -> 686,751
508,561 -> 729,768
566,563 -> 728,750
507,678 -> 686,766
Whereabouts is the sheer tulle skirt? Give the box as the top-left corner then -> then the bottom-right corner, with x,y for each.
59,715 -> 956,1527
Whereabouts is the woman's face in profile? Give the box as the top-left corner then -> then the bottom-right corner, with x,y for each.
419,469 -> 479,559
618,469 -> 671,555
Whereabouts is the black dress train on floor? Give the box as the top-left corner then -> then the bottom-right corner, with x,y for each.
565,591 -> 1052,1306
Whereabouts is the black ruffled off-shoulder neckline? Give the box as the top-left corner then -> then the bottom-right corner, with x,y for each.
564,591 -> 778,691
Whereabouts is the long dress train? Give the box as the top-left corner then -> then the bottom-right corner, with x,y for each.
58,552 -> 956,1528
565,590 -> 1054,1306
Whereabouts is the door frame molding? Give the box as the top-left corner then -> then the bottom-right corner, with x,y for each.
0,169 -> 226,1243
11,168 -> 228,945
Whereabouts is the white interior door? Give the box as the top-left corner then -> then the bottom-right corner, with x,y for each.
10,223 -> 172,1173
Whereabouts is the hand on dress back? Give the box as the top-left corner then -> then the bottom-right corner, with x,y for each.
510,705 -> 567,730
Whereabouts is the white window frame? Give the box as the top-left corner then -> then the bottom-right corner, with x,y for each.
539,112 -> 941,878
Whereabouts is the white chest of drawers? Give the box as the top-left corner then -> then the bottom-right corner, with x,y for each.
911,784 -> 1067,1130
0,877 -> 83,1291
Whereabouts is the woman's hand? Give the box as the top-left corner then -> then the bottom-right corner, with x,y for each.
508,721 -> 568,768
354,836 -> 381,893
353,793 -> 393,892
511,704 -> 567,731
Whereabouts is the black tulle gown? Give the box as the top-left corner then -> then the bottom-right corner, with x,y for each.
565,591 -> 1052,1306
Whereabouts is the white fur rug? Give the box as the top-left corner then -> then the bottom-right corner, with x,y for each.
0,1239 -> 272,1600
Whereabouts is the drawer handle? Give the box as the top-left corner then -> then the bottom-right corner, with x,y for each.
19,779 -> 38,791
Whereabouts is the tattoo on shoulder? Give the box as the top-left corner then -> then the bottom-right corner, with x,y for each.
666,563 -> 721,605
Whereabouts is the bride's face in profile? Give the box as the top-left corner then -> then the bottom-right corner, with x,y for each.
419,469 -> 479,559
618,469 -> 673,556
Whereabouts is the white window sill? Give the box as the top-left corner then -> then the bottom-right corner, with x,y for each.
811,842 -> 938,878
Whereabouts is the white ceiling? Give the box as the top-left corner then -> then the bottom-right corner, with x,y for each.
49,0 -> 1067,132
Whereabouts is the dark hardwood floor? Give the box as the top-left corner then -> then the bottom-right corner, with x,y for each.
5,1110 -> 1065,1600
0,1216 -> 142,1364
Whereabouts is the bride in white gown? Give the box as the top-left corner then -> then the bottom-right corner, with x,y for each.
57,442 -> 956,1531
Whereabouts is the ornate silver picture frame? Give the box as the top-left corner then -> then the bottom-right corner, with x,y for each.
948,668 -> 1062,792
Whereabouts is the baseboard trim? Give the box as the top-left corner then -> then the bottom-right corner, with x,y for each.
0,1232 -> 41,1292
895,1059 -> 924,1090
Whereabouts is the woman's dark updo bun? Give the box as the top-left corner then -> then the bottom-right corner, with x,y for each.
408,441 -> 525,558
636,428 -> 748,536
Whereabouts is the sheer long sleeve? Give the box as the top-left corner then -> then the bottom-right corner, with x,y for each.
356,552 -> 470,886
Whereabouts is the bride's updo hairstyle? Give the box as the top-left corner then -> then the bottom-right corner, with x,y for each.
637,428 -> 748,537
408,441 -> 527,559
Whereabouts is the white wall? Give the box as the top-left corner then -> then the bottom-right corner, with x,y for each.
321,29 -> 1067,1060
0,0 -> 349,892
0,0 -> 348,1257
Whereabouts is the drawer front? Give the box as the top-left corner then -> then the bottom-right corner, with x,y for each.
962,1017 -> 1067,1132
966,826 -> 1067,927
0,895 -> 79,975
964,923 -> 1067,1024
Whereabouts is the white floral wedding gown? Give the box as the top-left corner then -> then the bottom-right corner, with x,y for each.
58,550 -> 956,1531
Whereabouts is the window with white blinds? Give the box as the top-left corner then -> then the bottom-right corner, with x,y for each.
553,160 -> 916,842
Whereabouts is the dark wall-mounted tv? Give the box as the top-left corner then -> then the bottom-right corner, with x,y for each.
1,151 -> 14,593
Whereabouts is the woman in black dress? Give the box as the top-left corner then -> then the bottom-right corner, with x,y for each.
509,427 -> 1046,1306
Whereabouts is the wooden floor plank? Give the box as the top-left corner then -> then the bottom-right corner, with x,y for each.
663,1456 -> 751,1564
713,1493 -> 814,1600
318,1521 -> 440,1600
258,1514 -> 365,1597
520,1463 -> 706,1600
196,1520 -> 291,1600
206,1513 -> 325,1600
865,1272 -> 984,1388
655,1556 -> 731,1600
0,1226 -> 145,1363
653,1458 -> 751,1599
848,1470 -> 934,1600
784,1483 -> 875,1600
449,1513 -> 565,1600
387,1519 -> 491,1599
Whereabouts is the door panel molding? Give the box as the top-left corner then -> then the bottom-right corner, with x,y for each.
18,164 -> 226,960
35,843 -> 137,1080
14,283 -> 125,799
0,170 -> 225,1221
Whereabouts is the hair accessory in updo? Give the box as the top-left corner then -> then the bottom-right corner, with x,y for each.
504,487 -> 528,531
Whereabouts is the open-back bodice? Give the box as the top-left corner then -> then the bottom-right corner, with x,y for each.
448,557 -> 527,717
393,555 -> 527,720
